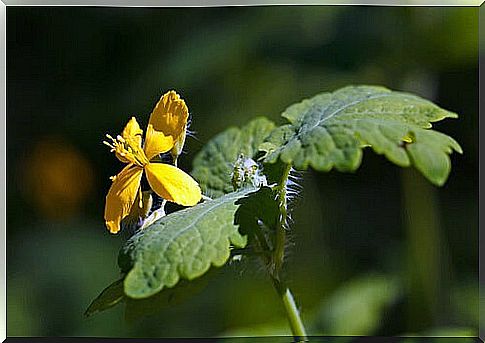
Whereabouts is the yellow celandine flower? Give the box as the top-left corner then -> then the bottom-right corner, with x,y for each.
103,91 -> 201,234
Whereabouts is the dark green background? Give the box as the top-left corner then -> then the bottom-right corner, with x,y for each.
7,6 -> 478,338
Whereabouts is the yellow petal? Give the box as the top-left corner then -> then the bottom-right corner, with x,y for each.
104,164 -> 144,234
122,117 -> 143,147
144,124 -> 174,160
148,90 -> 188,143
145,162 -> 201,207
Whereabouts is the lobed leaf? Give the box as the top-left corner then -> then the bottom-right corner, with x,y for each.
119,188 -> 255,299
192,117 -> 275,198
261,85 -> 462,186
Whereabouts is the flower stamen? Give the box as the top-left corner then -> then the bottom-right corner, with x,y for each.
103,132 -> 149,167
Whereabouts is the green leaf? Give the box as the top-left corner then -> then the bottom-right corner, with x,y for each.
84,278 -> 124,317
85,270 -> 218,319
192,117 -> 276,198
119,188 -> 255,299
262,85 -> 462,186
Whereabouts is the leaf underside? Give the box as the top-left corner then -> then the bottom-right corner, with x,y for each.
84,278 -> 124,317
261,85 -> 462,186
191,117 -> 275,198
119,188 -> 255,299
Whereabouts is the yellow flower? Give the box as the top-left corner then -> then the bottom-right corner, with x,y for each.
103,113 -> 201,234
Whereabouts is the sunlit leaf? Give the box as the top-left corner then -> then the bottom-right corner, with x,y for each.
119,188 -> 255,299
261,86 -> 462,186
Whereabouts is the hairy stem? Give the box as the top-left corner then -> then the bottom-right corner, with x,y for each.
265,163 -> 308,341
273,163 -> 292,275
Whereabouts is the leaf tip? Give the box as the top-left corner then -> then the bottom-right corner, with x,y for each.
453,141 -> 464,155
429,175 -> 448,187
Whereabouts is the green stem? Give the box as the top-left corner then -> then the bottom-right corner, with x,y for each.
267,163 -> 308,341
282,287 -> 308,341
271,277 -> 308,341
272,163 -> 292,275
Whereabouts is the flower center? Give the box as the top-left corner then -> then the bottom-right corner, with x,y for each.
103,134 -> 149,167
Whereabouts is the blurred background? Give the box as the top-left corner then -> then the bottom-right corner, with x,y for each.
7,6 -> 478,338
